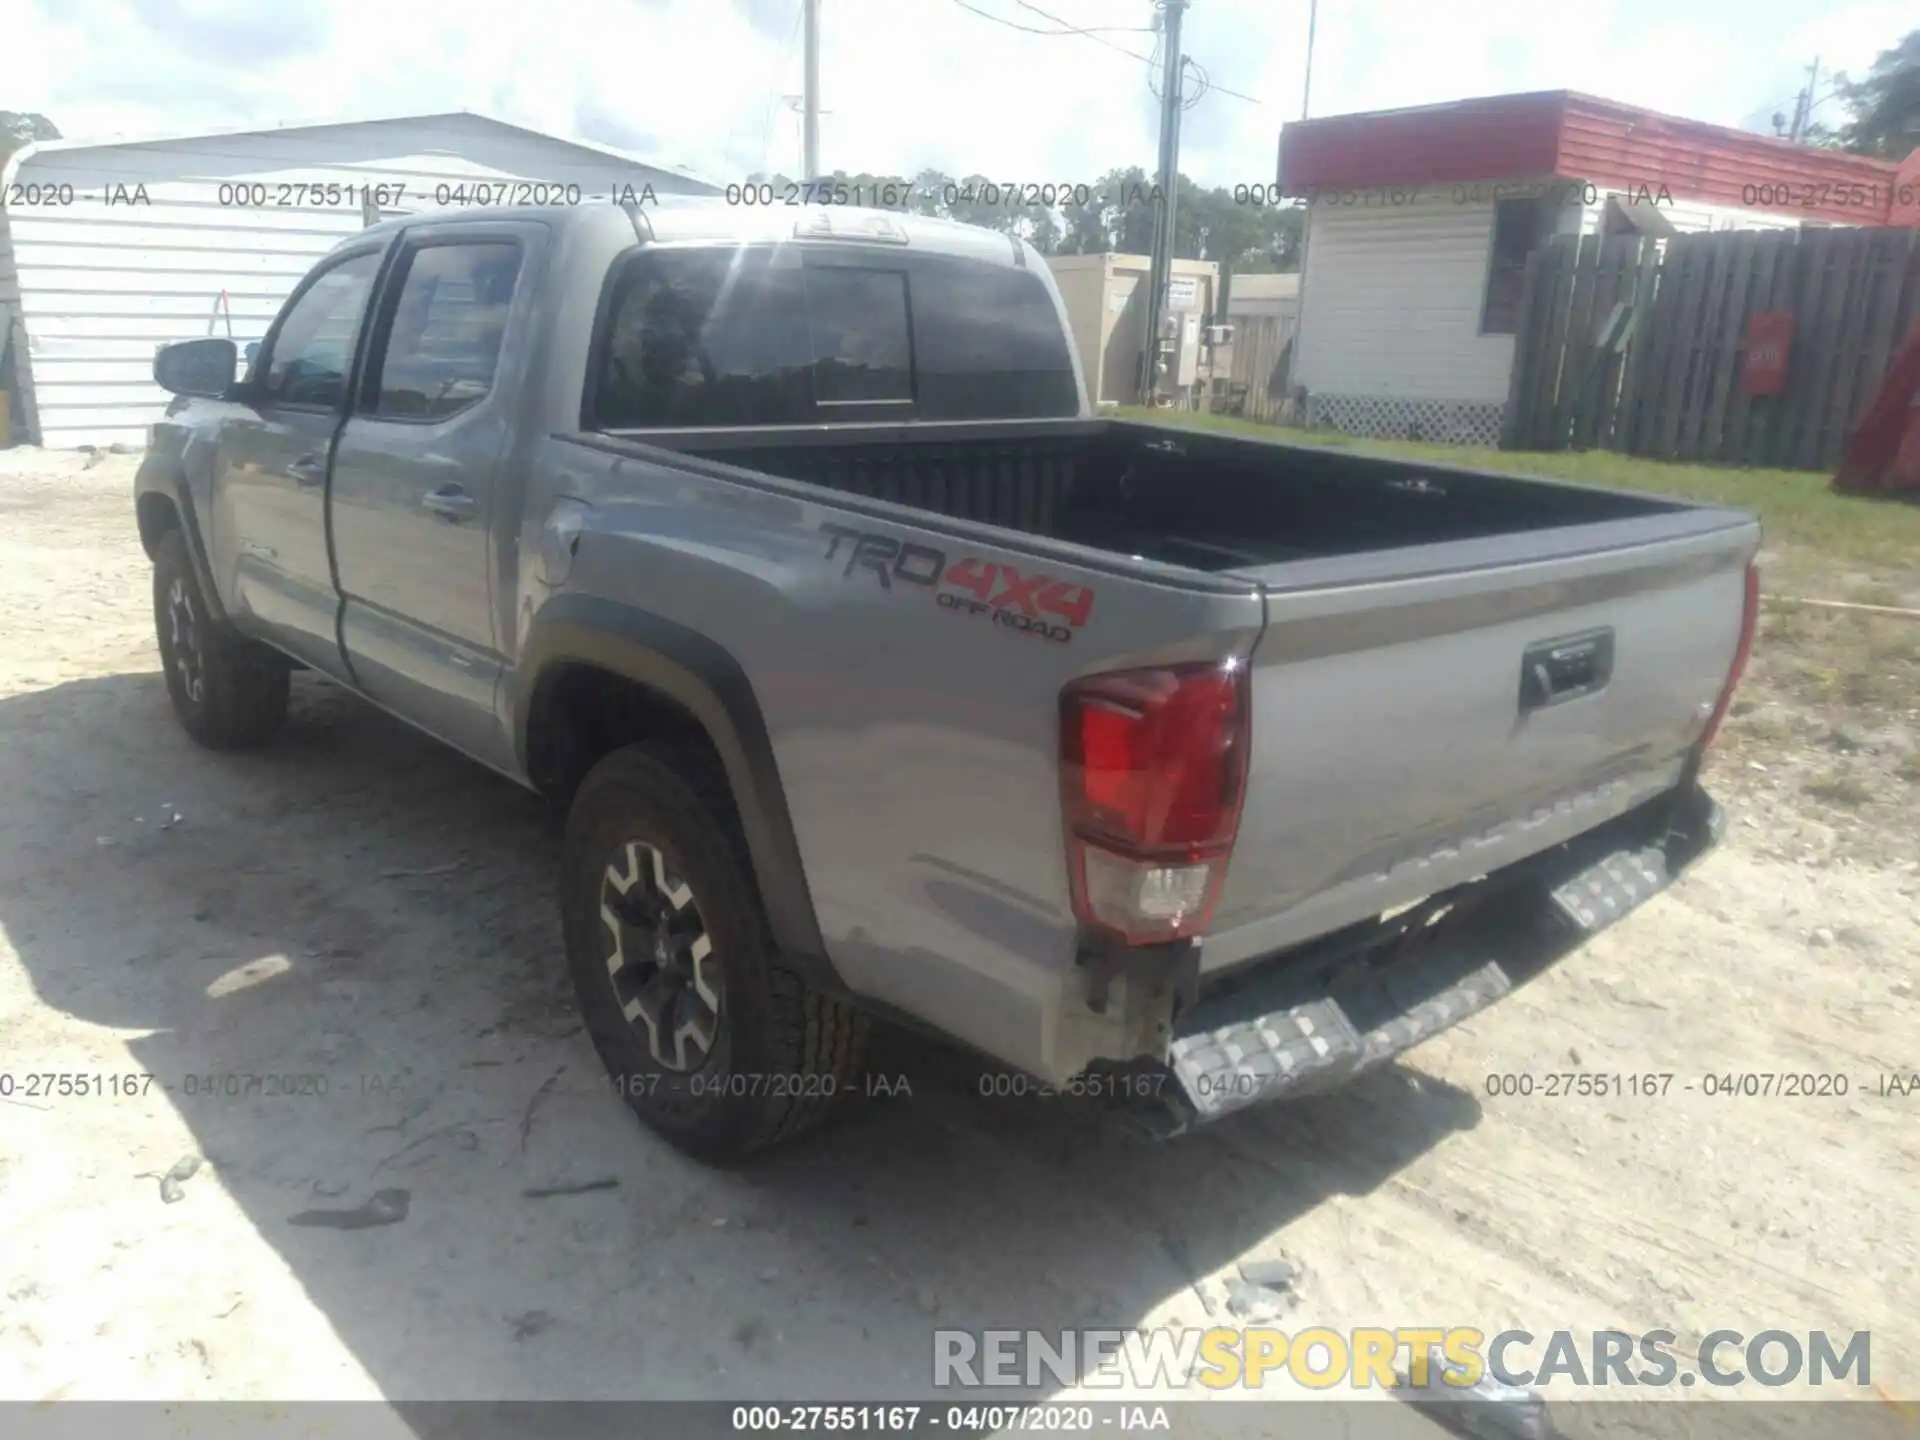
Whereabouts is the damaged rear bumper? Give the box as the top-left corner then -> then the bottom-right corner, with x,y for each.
1144,780 -> 1724,1136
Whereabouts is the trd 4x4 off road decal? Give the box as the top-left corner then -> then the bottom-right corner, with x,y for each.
818,522 -> 1095,644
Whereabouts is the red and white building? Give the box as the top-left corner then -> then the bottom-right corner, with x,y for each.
1277,90 -> 1920,445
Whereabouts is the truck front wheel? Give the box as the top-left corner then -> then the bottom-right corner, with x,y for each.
560,743 -> 867,1162
152,531 -> 290,750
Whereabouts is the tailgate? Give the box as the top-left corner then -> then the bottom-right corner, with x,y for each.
1204,512 -> 1760,973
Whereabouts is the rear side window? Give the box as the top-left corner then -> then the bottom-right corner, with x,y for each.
596,248 -> 812,427
590,244 -> 1078,428
364,242 -> 523,420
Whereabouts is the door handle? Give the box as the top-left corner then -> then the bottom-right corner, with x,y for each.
421,485 -> 478,523
285,454 -> 325,487
1518,627 -> 1615,714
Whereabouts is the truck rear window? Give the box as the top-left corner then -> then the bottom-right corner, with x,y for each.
589,243 -> 1079,428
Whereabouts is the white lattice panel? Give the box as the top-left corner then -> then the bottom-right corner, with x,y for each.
1306,394 -> 1506,447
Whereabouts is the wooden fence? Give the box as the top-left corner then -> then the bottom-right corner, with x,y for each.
1503,226 -> 1920,470
1222,312 -> 1297,423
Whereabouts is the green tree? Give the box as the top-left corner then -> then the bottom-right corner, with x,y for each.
942,174 -> 1021,235
1056,167 -> 1161,254
1806,30 -> 1919,158
737,163 -> 1303,280
908,168 -> 955,218
1022,207 -> 1062,255
1,111 -> 61,170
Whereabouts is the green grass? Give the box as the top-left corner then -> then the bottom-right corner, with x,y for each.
1115,406 -> 1920,592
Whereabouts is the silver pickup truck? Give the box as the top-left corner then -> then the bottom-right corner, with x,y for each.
136,199 -> 1761,1161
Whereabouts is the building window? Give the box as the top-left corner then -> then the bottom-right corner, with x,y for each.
1480,197 -> 1550,335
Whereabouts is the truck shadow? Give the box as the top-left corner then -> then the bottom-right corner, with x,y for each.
0,670 -> 1483,1408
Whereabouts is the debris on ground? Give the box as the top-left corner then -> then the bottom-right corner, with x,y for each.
378,861 -> 465,880
517,1065 -> 566,1152
286,1188 -> 411,1230
158,1155 -> 201,1204
1392,1343 -> 1558,1440
1235,1255 -> 1301,1292
1222,1277 -> 1295,1322
1221,1254 -> 1302,1320
507,1309 -> 554,1341
1397,1344 -> 1559,1440
522,1175 -> 619,1199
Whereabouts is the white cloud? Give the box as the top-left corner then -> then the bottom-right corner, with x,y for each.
7,0 -> 1912,189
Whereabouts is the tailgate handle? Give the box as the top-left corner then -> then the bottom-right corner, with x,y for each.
1519,627 -> 1614,713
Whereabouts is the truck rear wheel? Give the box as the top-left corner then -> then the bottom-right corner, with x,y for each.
152,531 -> 290,751
560,743 -> 867,1162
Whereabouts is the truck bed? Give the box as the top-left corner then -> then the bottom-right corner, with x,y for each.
609,413 -> 1757,983
627,416 -> 1695,575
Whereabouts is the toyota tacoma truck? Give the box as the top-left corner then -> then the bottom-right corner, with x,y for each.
135,199 -> 1760,1161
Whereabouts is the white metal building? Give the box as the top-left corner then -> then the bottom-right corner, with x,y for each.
0,112 -> 719,449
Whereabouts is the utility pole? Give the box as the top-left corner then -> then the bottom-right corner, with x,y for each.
1139,0 -> 1188,403
802,0 -> 821,181
1788,56 -> 1819,143
1302,0 -> 1317,120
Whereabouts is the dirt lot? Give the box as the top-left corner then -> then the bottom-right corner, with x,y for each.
0,452 -> 1914,1427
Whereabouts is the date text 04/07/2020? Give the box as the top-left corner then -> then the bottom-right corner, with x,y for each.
723,180 -> 1154,212
1481,1070 -> 1918,1099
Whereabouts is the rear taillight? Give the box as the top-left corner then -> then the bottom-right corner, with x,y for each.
1697,560 -> 1761,756
1059,661 -> 1251,946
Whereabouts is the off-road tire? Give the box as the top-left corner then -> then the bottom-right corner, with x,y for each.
561,742 -> 867,1162
152,530 -> 291,751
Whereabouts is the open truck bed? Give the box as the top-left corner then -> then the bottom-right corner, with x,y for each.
610,413 -> 1759,973
637,416 -> 1714,574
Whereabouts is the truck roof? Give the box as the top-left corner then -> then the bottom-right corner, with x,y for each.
356,197 -> 1034,270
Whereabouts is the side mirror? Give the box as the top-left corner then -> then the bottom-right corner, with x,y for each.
153,338 -> 239,399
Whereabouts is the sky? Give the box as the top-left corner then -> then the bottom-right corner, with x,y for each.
5,0 -> 1911,189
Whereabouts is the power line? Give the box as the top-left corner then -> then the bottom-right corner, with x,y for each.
1011,0 -> 1157,38
1182,56 -> 1260,105
946,0 -> 1151,42
947,0 -> 1265,106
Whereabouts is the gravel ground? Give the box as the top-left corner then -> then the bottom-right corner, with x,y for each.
0,453 -> 1913,1432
